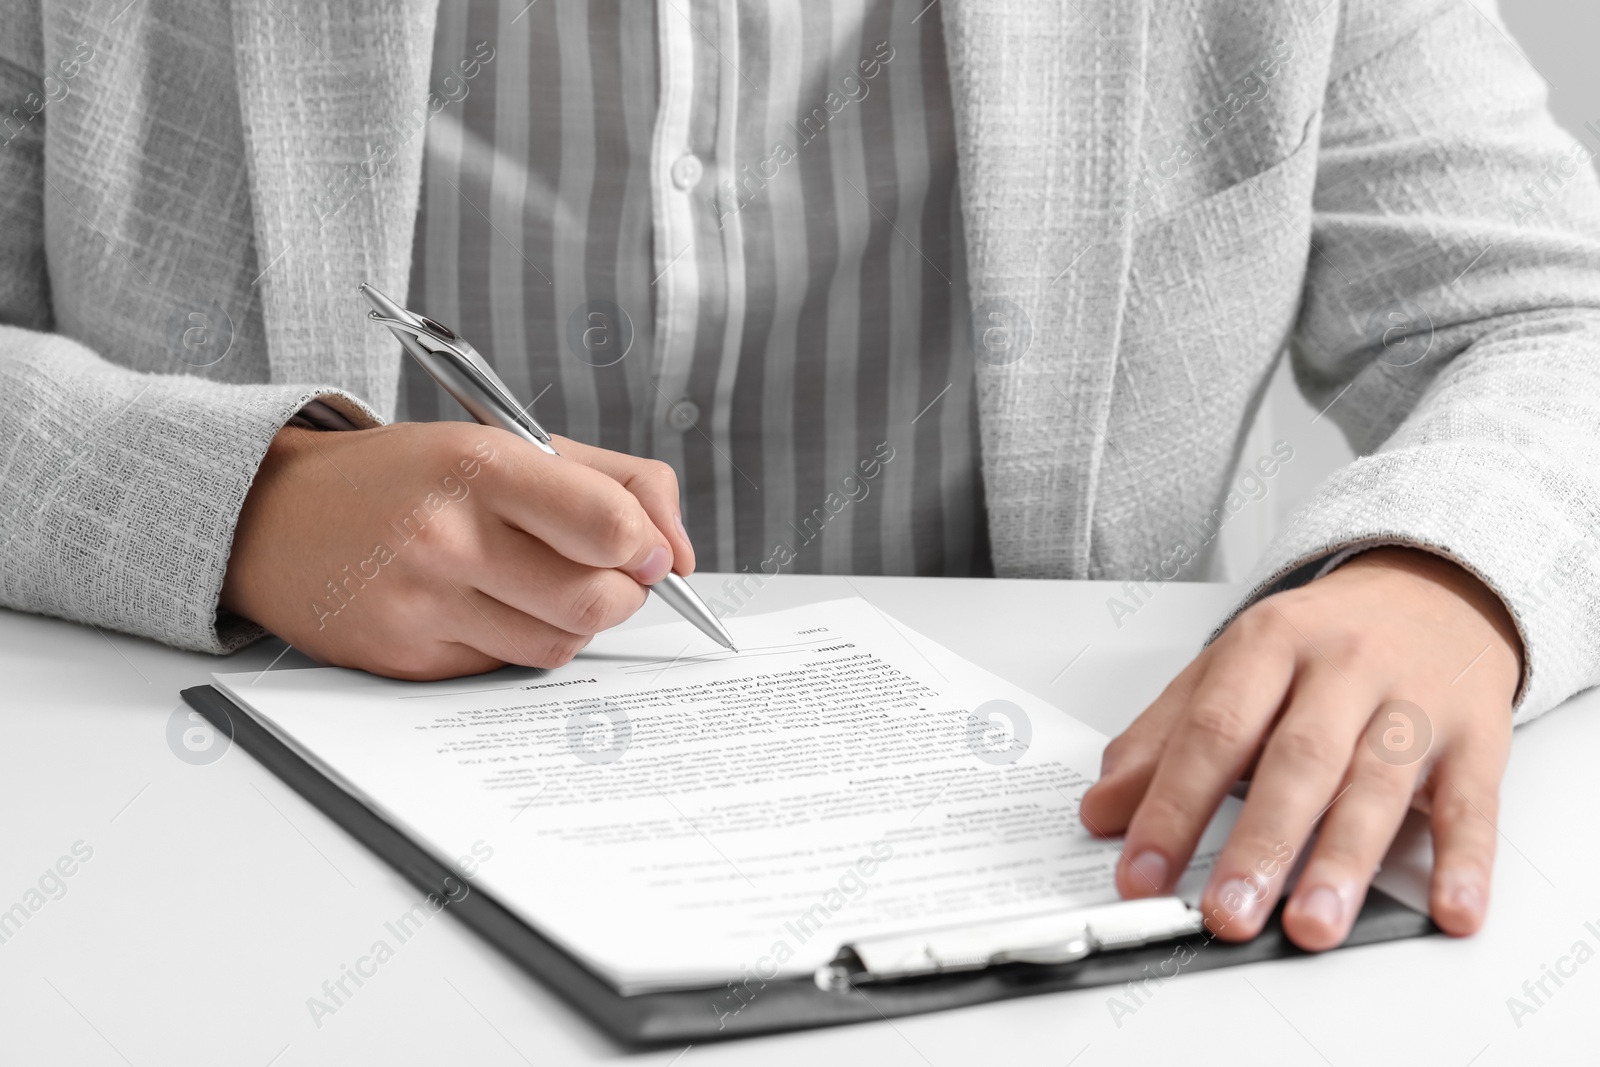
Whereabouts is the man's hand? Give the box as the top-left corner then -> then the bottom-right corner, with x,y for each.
1079,547 -> 1523,951
221,422 -> 694,680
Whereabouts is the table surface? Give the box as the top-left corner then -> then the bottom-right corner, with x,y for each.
1,573 -> 1594,1066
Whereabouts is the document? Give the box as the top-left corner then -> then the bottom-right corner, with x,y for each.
214,598 -> 1237,993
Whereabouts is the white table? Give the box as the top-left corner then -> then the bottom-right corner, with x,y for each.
1,574 -> 1592,1065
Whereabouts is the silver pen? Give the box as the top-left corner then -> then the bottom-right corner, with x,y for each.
359,282 -> 737,653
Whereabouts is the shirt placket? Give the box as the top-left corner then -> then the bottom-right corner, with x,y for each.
647,0 -> 708,477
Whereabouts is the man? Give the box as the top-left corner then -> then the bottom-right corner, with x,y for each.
2,0 -> 1597,956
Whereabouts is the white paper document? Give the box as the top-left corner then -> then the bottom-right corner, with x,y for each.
214,597 -> 1237,993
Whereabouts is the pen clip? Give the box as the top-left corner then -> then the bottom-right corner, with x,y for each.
368,312 -> 528,415
358,282 -> 551,447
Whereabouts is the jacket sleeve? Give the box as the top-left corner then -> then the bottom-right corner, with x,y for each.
1235,0 -> 1600,722
0,6 -> 380,654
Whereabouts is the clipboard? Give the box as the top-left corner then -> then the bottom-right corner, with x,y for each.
182,684 -> 1437,1045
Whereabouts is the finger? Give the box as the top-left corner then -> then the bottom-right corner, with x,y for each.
440,580 -> 594,669
1279,730 -> 1427,950
323,638 -> 505,682
1116,610 -> 1297,898
1199,664 -> 1378,940
482,438 -> 674,584
1080,647 -> 1212,837
551,436 -> 696,575
1426,722 -> 1511,936
469,520 -> 648,636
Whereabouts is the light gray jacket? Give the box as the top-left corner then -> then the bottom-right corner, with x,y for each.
2,0 -> 1597,722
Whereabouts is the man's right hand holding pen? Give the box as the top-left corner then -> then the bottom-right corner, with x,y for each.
220,421 -> 696,680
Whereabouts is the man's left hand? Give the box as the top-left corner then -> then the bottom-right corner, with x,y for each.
1079,547 -> 1523,951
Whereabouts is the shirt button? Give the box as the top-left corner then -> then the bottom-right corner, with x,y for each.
665,398 -> 701,431
670,153 -> 703,190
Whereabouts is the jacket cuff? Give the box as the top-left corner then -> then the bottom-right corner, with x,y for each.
1219,447 -> 1598,722
0,328 -> 382,654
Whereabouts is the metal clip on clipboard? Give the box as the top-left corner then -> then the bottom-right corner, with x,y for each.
816,897 -> 1204,991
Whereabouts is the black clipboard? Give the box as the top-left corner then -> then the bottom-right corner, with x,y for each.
182,684 -> 1437,1046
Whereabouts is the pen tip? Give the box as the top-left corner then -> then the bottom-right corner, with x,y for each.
729,646 -> 739,654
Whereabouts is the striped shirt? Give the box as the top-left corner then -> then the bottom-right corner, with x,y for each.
402,0 -> 990,578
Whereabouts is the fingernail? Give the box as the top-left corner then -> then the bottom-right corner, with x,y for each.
636,545 -> 671,584
1127,850 -> 1169,893
1445,872 -> 1485,918
674,512 -> 688,541
1298,885 -> 1346,932
1099,750 -> 1120,779
1212,878 -> 1266,927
